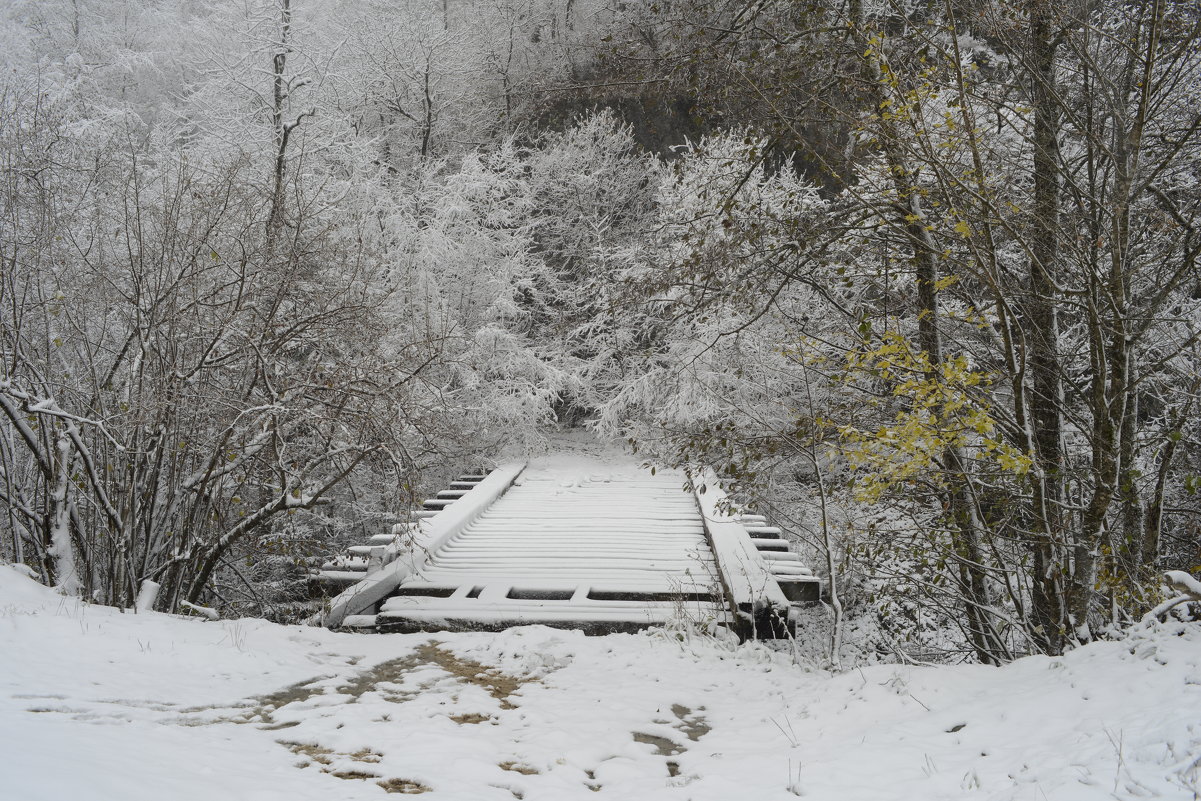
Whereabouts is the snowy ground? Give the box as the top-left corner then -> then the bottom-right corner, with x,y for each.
1,565 -> 1199,801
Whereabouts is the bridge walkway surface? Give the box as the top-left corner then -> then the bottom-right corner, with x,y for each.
320,451 -> 820,639
380,468 -> 722,632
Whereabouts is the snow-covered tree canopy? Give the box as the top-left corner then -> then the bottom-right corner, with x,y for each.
2,0 -> 1199,662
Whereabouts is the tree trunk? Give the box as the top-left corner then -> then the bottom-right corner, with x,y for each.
1025,1 -> 1067,654
852,2 -> 1002,663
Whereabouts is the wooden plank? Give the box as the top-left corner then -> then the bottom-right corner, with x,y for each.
323,462 -> 527,628
377,597 -> 727,628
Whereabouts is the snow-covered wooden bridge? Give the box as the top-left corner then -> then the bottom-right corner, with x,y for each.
319,456 -> 819,639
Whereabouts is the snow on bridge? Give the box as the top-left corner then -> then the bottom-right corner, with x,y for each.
320,454 -> 819,639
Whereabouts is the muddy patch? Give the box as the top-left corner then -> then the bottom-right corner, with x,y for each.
171,675 -> 333,728
97,698 -> 178,712
249,677 -> 332,717
499,760 -> 540,775
377,778 -> 431,794
329,769 -> 380,781
671,704 -> 711,741
331,652 -> 428,702
25,705 -> 88,714
632,704 -> 710,777
279,740 -> 336,766
282,741 -> 397,784
632,731 -> 685,757
417,643 -> 532,710
25,695 -> 180,719
329,642 -> 532,709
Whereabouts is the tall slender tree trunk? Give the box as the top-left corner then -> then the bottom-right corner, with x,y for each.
1025,1 -> 1068,654
1071,0 -> 1162,640
267,0 -> 294,246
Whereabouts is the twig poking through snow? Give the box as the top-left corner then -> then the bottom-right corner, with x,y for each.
179,600 -> 219,620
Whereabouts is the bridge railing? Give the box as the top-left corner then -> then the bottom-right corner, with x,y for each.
323,462 -> 527,628
691,470 -> 793,639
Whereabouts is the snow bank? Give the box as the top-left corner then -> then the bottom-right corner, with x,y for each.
1,564 -> 1197,800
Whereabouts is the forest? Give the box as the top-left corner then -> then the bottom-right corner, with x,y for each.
2,0 -> 1200,667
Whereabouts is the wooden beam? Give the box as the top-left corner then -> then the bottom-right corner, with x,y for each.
323,462 -> 527,628
691,470 -> 792,639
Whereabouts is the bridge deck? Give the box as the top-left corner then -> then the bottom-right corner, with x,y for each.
377,468 -> 728,632
323,451 -> 817,638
